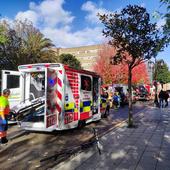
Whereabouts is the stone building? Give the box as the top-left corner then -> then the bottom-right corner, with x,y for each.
55,44 -> 101,71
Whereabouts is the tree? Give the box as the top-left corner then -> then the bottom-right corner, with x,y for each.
154,59 -> 170,83
14,20 -> 56,64
0,20 -> 56,70
132,63 -> 150,85
99,5 -> 167,127
93,44 -> 150,85
93,44 -> 117,84
160,0 -> 170,35
0,24 -> 8,44
58,53 -> 82,70
0,27 -> 22,70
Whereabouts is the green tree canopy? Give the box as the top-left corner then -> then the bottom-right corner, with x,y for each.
15,20 -> 56,64
155,59 -> 170,83
0,28 -> 22,70
58,53 -> 82,70
0,24 -> 8,44
161,0 -> 170,35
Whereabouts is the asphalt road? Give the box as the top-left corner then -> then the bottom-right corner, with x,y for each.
0,101 -> 150,170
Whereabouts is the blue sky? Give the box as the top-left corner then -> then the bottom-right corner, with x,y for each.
0,0 -> 169,67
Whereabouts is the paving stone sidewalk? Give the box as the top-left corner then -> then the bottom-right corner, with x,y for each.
54,106 -> 170,170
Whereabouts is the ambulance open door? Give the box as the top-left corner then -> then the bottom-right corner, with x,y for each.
1,70 -> 21,108
45,68 -> 58,130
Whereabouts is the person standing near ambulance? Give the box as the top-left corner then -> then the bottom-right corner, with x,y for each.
0,89 -> 10,144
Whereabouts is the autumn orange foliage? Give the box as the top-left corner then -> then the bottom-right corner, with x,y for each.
93,44 -> 150,85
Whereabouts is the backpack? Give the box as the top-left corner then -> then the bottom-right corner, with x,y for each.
113,95 -> 118,102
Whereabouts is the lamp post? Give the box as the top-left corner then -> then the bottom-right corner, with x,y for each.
148,59 -> 158,106
148,61 -> 154,86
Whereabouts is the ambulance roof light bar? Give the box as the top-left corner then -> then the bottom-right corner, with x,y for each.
18,63 -> 60,71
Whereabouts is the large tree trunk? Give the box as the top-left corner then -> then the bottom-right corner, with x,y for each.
128,67 -> 133,127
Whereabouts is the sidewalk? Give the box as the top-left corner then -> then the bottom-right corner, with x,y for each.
54,105 -> 170,170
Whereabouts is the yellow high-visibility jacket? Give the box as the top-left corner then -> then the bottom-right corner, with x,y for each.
0,96 -> 10,118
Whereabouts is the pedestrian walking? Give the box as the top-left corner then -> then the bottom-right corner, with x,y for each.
120,91 -> 125,107
0,89 -> 11,144
158,90 -> 164,108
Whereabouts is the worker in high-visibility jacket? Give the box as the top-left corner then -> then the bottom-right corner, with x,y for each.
0,89 -> 10,144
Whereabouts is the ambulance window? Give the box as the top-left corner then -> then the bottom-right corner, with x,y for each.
81,75 -> 91,91
7,75 -> 20,89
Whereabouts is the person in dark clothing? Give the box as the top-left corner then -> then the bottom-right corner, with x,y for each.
158,90 -> 164,108
120,91 -> 125,107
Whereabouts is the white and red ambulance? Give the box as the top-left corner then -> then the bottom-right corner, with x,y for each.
2,63 -> 106,131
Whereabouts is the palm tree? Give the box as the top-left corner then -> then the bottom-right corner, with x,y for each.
0,20 -> 57,70
16,20 -> 57,64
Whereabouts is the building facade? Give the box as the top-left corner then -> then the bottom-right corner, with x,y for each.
55,44 -> 101,71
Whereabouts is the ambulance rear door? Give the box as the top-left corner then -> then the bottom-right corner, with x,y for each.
80,74 -> 93,122
45,68 -> 58,130
1,70 -> 21,108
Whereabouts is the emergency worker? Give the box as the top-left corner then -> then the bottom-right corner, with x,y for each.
103,87 -> 110,117
0,89 -> 10,144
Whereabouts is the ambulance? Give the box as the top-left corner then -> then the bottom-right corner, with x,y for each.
2,63 -> 106,131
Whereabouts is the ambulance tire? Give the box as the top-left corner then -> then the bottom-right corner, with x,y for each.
78,120 -> 85,129
16,113 -> 24,121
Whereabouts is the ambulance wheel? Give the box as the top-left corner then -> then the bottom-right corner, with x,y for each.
16,114 -> 24,121
78,120 -> 85,129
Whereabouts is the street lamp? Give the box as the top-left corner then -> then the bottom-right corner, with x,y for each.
148,59 -> 158,106
148,60 -> 154,85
